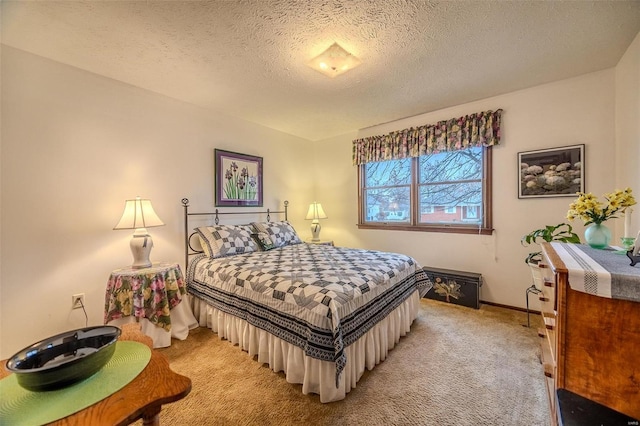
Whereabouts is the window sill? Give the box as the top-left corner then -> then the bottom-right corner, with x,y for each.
357,223 -> 494,235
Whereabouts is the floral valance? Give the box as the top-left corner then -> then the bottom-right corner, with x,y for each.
352,109 -> 503,165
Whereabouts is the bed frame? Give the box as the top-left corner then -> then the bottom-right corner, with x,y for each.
180,197 -> 428,402
181,197 -> 288,269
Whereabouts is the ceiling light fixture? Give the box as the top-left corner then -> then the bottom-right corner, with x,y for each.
307,43 -> 361,78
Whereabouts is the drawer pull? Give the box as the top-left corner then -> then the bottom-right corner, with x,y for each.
543,364 -> 554,378
539,296 -> 549,302
543,279 -> 553,287
538,263 -> 549,269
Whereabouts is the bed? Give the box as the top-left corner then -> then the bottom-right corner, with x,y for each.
182,198 -> 432,402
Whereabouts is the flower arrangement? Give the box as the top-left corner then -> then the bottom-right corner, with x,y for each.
223,161 -> 258,201
432,277 -> 463,303
566,188 -> 636,226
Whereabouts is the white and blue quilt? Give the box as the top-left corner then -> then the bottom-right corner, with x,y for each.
187,243 -> 432,385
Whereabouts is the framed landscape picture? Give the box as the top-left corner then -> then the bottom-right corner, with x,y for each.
215,149 -> 263,207
518,144 -> 584,199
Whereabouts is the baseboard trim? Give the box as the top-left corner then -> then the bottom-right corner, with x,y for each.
480,299 -> 541,315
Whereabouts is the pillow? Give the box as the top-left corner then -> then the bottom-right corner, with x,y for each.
251,221 -> 302,248
195,224 -> 258,258
253,232 -> 276,251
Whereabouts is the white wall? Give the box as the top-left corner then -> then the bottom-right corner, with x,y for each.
0,46 -> 313,358
314,69 -> 625,309
2,35 -> 638,359
615,31 -> 640,239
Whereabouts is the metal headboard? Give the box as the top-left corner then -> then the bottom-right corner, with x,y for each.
181,198 -> 289,269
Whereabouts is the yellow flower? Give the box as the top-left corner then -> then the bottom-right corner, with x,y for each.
567,188 -> 637,226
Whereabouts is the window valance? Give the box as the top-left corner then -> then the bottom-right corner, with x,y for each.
352,109 -> 503,165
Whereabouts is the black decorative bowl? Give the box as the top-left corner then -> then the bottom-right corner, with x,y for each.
5,325 -> 121,391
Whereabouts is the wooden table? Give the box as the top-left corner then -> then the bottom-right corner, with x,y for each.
1,323 -> 191,425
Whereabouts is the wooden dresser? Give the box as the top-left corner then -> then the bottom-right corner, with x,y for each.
539,242 -> 640,424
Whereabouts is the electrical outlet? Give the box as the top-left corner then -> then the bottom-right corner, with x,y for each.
71,293 -> 85,310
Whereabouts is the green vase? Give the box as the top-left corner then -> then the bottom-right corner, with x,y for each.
584,223 -> 611,249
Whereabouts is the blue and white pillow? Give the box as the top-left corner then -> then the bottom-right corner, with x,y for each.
196,224 -> 258,258
251,221 -> 302,248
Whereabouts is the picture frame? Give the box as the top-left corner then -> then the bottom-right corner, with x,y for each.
214,149 -> 263,207
518,144 -> 584,199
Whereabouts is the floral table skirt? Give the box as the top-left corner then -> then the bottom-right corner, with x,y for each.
104,263 -> 186,331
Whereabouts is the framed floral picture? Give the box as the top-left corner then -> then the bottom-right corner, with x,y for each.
518,144 -> 584,198
214,149 -> 263,207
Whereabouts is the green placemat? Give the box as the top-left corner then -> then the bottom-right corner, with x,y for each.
0,341 -> 151,425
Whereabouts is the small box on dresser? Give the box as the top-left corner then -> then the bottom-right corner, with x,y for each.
422,267 -> 482,309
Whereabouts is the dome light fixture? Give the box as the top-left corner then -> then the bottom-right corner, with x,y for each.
307,43 -> 361,78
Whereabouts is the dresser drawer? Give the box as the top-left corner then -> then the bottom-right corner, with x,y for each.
537,255 -> 558,426
538,264 -> 556,316
539,258 -> 557,359
538,327 -> 557,422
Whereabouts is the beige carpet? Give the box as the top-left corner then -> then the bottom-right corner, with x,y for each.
144,299 -> 549,426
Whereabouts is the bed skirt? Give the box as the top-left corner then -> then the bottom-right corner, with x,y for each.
190,289 -> 422,403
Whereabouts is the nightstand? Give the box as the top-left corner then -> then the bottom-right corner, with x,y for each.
306,240 -> 334,246
104,262 -> 197,348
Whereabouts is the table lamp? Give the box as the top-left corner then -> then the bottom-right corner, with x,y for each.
305,202 -> 328,242
114,197 -> 165,269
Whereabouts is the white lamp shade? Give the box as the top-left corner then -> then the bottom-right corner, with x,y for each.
305,202 -> 328,220
114,197 -> 165,230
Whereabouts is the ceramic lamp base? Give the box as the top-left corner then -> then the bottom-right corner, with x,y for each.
310,220 -> 322,242
130,231 -> 153,269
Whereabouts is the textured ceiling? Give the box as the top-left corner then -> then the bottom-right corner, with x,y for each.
2,1 -> 639,141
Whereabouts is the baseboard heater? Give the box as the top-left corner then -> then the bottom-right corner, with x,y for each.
422,267 -> 483,309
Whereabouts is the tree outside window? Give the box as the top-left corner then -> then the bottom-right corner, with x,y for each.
359,147 -> 492,234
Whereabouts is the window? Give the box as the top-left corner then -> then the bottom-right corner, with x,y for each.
358,147 -> 492,234
464,205 -> 479,220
